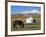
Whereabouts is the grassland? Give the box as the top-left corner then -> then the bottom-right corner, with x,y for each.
11,15 -> 41,31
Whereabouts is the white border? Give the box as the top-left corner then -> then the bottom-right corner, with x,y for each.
8,2 -> 44,35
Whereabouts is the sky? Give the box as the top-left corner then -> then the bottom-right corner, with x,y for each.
11,6 -> 41,14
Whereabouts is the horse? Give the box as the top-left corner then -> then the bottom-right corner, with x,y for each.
13,20 -> 24,29
33,19 -> 36,23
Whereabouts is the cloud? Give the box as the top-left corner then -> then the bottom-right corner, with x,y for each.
11,9 -> 40,14
20,9 -> 40,14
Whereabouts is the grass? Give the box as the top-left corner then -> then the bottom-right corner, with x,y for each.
11,22 -> 40,31
11,15 -> 41,31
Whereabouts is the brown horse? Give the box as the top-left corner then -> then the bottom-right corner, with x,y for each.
13,20 -> 24,29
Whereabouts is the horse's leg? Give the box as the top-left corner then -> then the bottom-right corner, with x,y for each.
13,22 -> 15,28
13,24 -> 16,28
20,23 -> 22,29
23,23 -> 24,28
13,21 -> 17,29
20,24 -> 24,29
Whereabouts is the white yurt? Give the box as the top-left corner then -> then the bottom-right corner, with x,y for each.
26,16 -> 34,23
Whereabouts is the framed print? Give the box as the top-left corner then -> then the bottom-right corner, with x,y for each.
5,1 -> 45,36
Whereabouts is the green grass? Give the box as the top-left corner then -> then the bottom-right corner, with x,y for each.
11,15 -> 41,31
11,22 -> 40,31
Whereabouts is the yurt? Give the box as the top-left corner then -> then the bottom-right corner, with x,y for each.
26,16 -> 34,23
